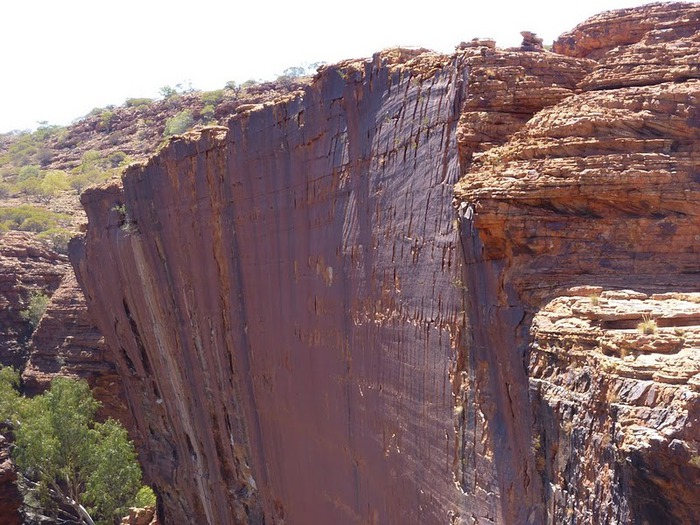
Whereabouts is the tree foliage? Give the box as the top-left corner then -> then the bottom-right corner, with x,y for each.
20,290 -> 50,329
163,110 -> 194,137
0,373 -> 150,525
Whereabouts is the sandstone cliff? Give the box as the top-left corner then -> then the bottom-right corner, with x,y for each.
455,3 -> 700,523
71,3 -> 700,524
0,231 -> 68,369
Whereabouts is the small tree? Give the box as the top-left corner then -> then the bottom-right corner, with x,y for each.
163,110 -> 194,137
20,291 -> 50,329
2,374 -> 149,525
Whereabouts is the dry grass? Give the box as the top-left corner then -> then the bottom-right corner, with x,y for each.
637,314 -> 657,335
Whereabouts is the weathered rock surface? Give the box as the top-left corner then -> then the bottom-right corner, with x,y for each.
120,506 -> 159,525
0,231 -> 68,369
455,3 -> 700,523
0,432 -> 22,525
454,47 -> 594,170
70,3 -> 700,525
22,272 -> 133,427
530,290 -> 700,524
73,50 -> 473,524
553,2 -> 700,60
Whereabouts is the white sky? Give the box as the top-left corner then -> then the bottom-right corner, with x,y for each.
1,0 -> 663,133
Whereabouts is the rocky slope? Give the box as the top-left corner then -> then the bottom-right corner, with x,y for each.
67,2 -> 700,524
0,231 -> 68,369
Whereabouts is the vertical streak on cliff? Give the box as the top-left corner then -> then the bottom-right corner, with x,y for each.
221,55 -> 471,523
455,223 -> 541,524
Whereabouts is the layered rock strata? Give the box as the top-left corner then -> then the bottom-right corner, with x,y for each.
454,3 -> 700,523
0,232 -> 68,368
530,289 -> 700,524
22,272 -> 132,427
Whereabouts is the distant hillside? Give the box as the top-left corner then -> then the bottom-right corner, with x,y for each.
0,74 -> 312,251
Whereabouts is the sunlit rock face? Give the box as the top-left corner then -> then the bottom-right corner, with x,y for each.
455,3 -> 700,524
72,3 -> 700,524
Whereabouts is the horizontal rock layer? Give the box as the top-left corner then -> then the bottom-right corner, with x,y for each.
0,231 -> 68,369
455,4 -> 700,523
22,272 -> 133,427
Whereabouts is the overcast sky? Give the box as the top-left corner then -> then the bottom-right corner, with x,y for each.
1,0 -> 664,133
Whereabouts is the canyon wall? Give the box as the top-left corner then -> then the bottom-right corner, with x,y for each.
71,3 -> 700,524
455,3 -> 700,523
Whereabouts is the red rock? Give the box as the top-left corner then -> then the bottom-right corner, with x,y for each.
0,231 -> 69,369
69,4 -> 700,525
0,433 -> 21,525
553,2 -> 700,60
73,50 -> 479,524
455,4 -> 700,523
121,506 -> 159,525
22,272 -> 133,429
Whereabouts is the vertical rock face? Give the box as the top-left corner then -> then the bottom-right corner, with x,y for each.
73,50 -> 473,524
0,431 -> 22,525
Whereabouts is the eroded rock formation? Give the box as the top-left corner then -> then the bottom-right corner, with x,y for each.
22,272 -> 133,426
455,3 -> 700,523
0,231 -> 68,369
73,49 -> 473,524
71,3 -> 700,524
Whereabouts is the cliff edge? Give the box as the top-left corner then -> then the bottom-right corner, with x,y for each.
71,3 -> 700,524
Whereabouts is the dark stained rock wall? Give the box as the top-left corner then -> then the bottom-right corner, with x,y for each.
0,432 -> 21,525
73,51 -> 476,524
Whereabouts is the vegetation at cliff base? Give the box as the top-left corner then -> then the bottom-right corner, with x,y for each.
0,371 -> 153,525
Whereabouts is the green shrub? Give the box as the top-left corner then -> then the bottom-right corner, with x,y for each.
201,89 -> 225,106
163,110 -> 194,137
97,110 -> 115,131
36,227 -> 73,253
200,104 -> 216,123
159,85 -> 178,99
1,374 -> 151,525
0,366 -> 21,422
107,151 -> 130,168
17,164 -> 41,181
0,205 -> 72,233
20,290 -> 50,328
124,98 -> 153,108
38,170 -> 70,201
134,486 -> 157,508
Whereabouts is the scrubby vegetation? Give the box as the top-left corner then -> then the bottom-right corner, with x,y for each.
0,63 -> 321,250
0,370 -> 154,525
163,110 -> 195,137
20,291 -> 50,329
0,205 -> 71,233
